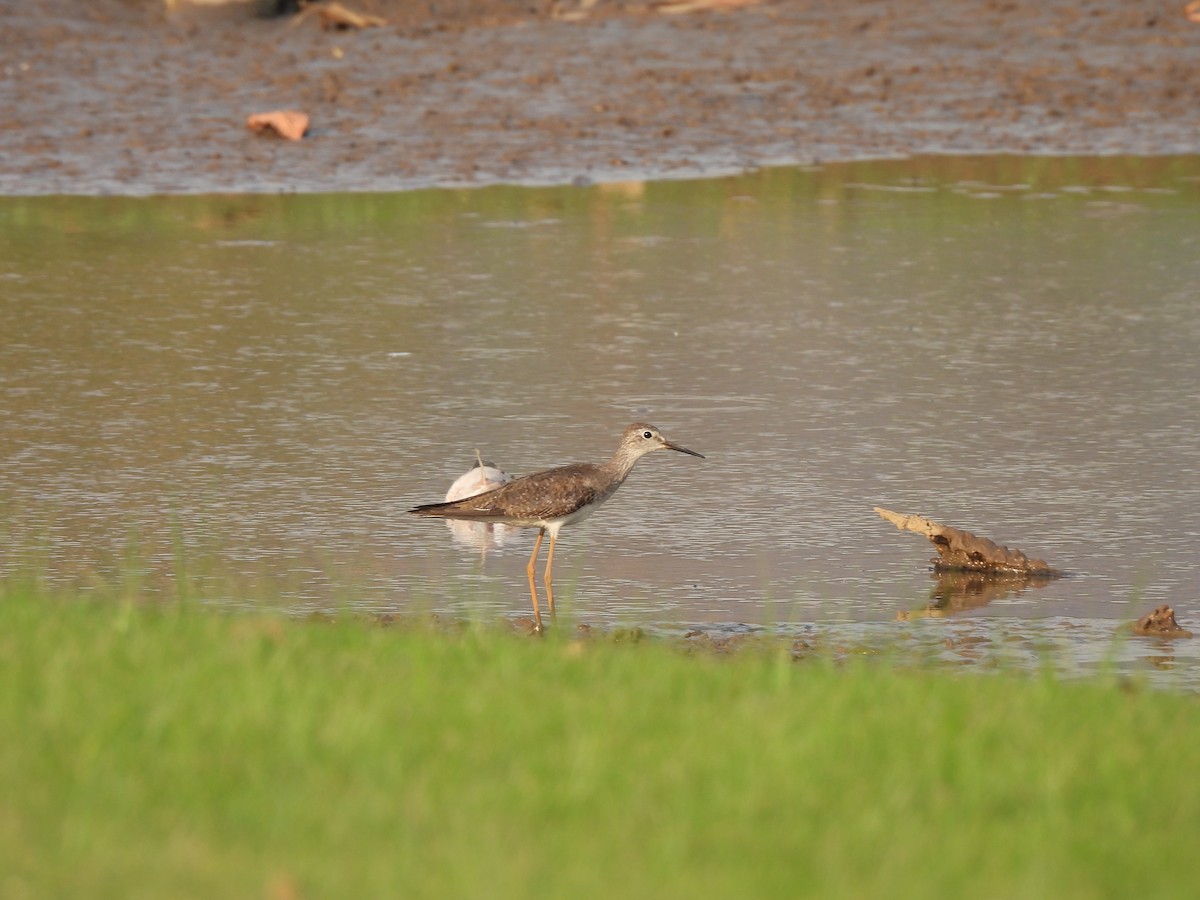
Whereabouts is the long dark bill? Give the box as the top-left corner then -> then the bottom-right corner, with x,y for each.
665,440 -> 705,459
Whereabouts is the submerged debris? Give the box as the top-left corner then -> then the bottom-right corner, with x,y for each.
653,0 -> 761,13
550,0 -> 599,22
291,1 -> 388,30
874,507 -> 1062,577
246,109 -> 310,141
1132,605 -> 1193,639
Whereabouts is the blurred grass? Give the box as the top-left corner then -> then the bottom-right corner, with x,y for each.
2,586 -> 1198,899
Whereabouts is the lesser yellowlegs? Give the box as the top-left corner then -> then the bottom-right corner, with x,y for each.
410,423 -> 705,630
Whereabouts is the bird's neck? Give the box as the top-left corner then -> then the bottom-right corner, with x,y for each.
602,449 -> 643,483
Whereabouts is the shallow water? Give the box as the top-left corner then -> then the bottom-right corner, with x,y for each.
3,156 -> 1199,684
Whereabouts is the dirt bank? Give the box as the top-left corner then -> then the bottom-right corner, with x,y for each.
2,0 -> 1197,194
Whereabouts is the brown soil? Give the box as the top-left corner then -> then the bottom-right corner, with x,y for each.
2,0 -> 1198,194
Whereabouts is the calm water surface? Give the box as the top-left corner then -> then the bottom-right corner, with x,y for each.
3,156 -> 1199,683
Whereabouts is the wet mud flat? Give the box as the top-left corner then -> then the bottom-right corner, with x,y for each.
2,0 -> 1198,195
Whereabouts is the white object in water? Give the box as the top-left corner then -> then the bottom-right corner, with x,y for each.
443,450 -> 516,553
445,452 -> 514,502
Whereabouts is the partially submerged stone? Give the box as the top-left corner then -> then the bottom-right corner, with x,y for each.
1133,605 -> 1193,639
874,507 -> 1062,577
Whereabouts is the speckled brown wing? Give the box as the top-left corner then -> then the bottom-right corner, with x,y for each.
410,463 -> 606,522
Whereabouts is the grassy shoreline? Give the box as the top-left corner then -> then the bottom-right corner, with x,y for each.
3,590 -> 1198,898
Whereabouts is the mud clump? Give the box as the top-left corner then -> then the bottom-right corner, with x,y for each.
875,507 -> 1062,577
1132,605 -> 1193,639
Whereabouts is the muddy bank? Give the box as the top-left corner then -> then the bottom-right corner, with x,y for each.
2,0 -> 1198,194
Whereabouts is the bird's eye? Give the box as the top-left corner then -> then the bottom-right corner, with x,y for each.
642,430 -> 653,439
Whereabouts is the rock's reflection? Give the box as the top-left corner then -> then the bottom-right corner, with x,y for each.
899,571 -> 1058,620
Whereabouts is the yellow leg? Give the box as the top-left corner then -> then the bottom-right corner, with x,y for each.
544,531 -> 558,616
526,530 -> 545,632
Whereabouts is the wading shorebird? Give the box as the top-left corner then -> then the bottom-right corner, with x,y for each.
409,423 -> 705,631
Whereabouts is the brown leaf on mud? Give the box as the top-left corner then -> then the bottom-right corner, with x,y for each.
1133,604 -> 1193,639
551,0 -> 599,22
874,506 -> 1062,576
246,109 -> 310,141
1185,1 -> 1200,25
653,0 -> 761,15
292,2 -> 388,30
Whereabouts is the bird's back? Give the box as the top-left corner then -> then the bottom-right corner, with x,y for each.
410,462 -> 616,527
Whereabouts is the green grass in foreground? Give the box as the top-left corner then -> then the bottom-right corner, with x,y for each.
2,591 -> 1198,900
